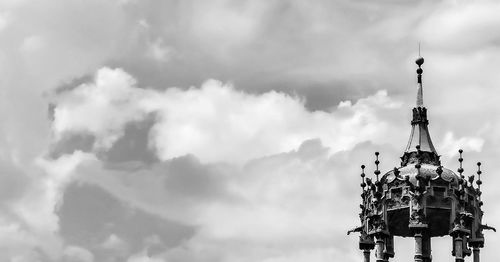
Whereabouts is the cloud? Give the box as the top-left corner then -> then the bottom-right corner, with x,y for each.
57,137 -> 399,262
418,1 -> 500,51
47,61 -> 500,260
0,0 -> 500,261
57,182 -> 195,261
47,64 -> 500,261
145,38 -> 173,63
51,67 -> 406,164
439,131 -> 484,158
52,68 -> 149,149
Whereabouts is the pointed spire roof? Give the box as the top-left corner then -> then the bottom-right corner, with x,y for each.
401,56 -> 440,166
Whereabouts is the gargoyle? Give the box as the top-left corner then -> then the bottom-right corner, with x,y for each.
480,224 -> 496,232
347,225 -> 363,235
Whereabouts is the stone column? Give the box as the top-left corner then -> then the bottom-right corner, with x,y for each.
453,235 -> 464,262
422,234 -> 432,262
363,249 -> 371,262
383,235 -> 395,262
414,231 -> 423,262
472,247 -> 480,262
359,234 -> 375,262
375,235 -> 385,262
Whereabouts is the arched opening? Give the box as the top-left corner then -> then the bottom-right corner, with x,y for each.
390,236 -> 453,261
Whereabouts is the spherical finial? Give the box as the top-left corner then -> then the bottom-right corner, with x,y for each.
416,56 -> 424,67
375,152 -> 379,156
361,165 -> 365,169
477,162 -> 481,166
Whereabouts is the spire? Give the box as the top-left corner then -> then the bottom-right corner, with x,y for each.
401,55 -> 440,166
416,56 -> 424,107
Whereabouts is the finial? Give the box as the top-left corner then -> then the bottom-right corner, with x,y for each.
476,162 -> 483,204
416,42 -> 424,67
360,165 -> 366,189
374,152 -> 381,182
458,149 -> 464,179
415,47 -> 424,107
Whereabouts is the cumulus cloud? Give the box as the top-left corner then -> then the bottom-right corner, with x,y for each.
47,60 -> 499,260
51,67 -> 406,164
0,0 -> 499,261
53,139 -> 381,262
52,68 -> 149,149
45,66 -> 417,261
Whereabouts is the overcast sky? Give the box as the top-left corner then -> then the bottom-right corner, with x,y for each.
1,0 -> 500,261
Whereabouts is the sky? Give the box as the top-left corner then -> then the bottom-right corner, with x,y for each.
0,0 -> 500,261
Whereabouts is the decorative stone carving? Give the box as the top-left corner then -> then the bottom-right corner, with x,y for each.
348,57 -> 493,262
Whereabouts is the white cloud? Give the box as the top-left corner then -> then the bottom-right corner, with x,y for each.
419,1 -> 500,51
52,68 -> 405,164
48,64 -> 499,261
0,152 -> 98,261
52,68 -> 149,149
2,0 -> 500,261
439,131 -> 484,157
65,138 -> 394,262
146,38 -> 173,62
149,84 -> 403,163
101,233 -> 128,252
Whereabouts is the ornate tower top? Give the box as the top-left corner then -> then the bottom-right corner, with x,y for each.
401,56 -> 439,166
348,56 -> 494,262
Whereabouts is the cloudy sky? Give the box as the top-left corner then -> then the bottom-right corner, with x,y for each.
1,0 -> 500,261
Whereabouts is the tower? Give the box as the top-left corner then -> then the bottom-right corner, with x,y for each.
348,56 -> 495,262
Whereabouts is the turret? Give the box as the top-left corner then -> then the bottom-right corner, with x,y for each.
348,56 -> 493,262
